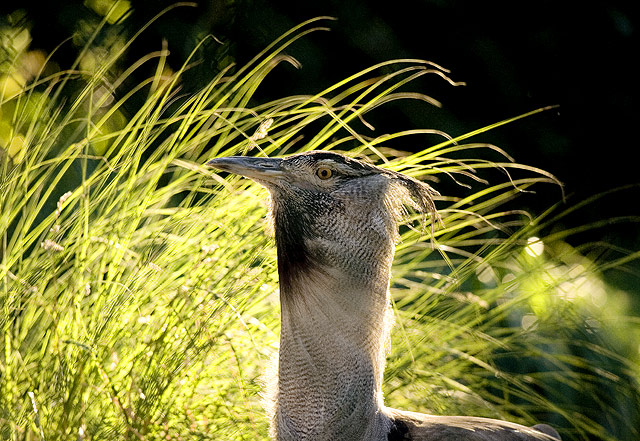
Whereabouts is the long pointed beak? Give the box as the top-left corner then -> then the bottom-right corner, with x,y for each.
206,156 -> 284,184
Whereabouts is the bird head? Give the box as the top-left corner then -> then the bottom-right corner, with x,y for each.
207,151 -> 439,302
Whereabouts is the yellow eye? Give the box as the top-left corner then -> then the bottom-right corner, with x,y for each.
316,166 -> 333,180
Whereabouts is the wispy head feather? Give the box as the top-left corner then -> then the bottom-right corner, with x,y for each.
385,170 -> 442,236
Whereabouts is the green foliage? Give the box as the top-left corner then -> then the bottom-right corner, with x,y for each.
1,16 -> 639,441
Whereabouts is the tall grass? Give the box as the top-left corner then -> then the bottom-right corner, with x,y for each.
1,16 -> 639,440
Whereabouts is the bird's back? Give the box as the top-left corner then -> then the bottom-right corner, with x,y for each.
386,408 -> 561,441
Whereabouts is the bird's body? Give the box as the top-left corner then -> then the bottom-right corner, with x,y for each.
207,151 -> 560,441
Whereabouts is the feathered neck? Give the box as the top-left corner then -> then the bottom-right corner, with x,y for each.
266,189 -> 397,441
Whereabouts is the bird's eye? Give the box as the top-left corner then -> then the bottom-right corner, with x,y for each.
316,166 -> 333,180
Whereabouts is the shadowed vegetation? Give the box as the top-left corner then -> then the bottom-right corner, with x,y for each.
1,16 -> 639,441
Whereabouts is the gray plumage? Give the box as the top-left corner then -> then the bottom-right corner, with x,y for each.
207,151 -> 561,441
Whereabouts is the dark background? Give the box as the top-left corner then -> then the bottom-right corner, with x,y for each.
3,0 -> 639,285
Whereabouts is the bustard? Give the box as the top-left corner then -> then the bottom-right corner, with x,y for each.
207,151 -> 561,441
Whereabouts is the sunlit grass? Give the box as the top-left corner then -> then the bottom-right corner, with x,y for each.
1,15 -> 639,441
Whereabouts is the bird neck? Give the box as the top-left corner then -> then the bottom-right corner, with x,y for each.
267,191 -> 400,440
271,264 -> 394,441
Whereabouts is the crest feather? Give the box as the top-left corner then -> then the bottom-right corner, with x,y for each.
385,170 -> 442,237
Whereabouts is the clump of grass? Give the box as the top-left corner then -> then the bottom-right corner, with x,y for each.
1,16 -> 638,441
